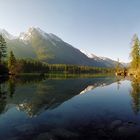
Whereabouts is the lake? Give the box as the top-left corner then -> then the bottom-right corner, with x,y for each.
0,75 -> 140,140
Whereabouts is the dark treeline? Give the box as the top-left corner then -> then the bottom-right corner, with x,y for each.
15,59 -> 49,73
10,59 -> 114,74
47,64 -> 114,74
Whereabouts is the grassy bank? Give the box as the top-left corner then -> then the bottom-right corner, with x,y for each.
15,72 -> 114,79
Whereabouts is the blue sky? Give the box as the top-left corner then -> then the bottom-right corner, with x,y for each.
0,0 -> 140,62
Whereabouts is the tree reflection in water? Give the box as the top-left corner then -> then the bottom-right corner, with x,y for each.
8,78 -> 16,98
130,78 -> 140,114
0,75 -> 44,115
0,75 -> 117,117
0,77 -> 8,114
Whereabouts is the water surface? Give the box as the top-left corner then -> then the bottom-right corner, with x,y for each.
0,76 -> 140,139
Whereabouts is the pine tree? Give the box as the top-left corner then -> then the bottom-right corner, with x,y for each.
0,35 -> 6,63
8,51 -> 16,74
130,34 -> 140,70
116,58 -> 120,73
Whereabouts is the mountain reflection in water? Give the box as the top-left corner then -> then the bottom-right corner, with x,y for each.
0,76 -> 116,117
0,75 -> 140,139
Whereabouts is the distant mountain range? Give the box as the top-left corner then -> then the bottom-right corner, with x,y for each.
0,27 -> 127,67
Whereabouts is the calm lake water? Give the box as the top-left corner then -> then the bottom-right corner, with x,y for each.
0,75 -> 140,140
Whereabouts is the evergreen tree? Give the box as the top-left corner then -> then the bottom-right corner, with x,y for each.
0,35 -> 6,64
130,34 -> 140,70
116,58 -> 120,73
8,51 -> 16,74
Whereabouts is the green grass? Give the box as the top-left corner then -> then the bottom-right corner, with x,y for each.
16,73 -> 43,76
45,73 -> 114,79
15,72 -> 114,79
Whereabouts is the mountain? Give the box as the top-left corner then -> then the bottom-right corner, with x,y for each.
0,27 -> 126,67
88,54 -> 126,67
0,29 -> 16,40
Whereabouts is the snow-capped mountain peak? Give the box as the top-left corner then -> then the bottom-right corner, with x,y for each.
0,29 -> 16,40
18,27 -> 62,48
86,53 -> 103,61
32,27 -> 47,38
86,53 -> 113,61
19,27 -> 39,41
19,27 -> 63,44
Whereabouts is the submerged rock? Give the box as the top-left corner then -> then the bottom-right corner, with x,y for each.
110,120 -> 122,129
36,132 -> 56,140
117,125 -> 140,136
97,129 -> 108,138
15,124 -> 34,133
7,137 -> 20,140
51,128 -> 78,138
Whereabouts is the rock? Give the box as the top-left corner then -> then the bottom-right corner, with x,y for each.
51,128 -> 78,138
36,132 -> 56,140
97,129 -> 108,137
117,125 -> 140,136
110,120 -> 122,129
7,137 -> 20,140
124,121 -> 137,126
15,124 -> 34,133
98,124 -> 106,129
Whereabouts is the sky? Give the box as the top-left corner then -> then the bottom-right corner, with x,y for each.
0,0 -> 140,62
